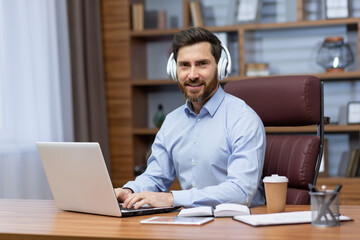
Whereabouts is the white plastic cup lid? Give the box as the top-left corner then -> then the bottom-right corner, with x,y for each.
263,174 -> 288,183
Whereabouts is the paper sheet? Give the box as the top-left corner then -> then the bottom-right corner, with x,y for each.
233,211 -> 352,227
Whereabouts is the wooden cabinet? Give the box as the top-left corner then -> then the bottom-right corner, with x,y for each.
317,177 -> 360,205
101,0 -> 360,203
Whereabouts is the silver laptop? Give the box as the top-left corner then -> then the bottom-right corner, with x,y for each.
36,142 -> 179,217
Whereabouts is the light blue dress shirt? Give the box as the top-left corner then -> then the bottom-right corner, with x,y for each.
123,86 -> 266,207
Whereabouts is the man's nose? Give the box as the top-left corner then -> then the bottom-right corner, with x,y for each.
188,66 -> 199,80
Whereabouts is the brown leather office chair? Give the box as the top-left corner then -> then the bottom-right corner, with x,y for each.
224,75 -> 325,204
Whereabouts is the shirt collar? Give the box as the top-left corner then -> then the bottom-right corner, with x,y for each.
184,85 -> 225,117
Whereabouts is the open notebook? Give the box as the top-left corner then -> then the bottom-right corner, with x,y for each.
36,142 -> 179,217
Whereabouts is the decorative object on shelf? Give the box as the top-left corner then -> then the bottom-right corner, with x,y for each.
131,3 -> 144,31
347,101 -> 360,124
153,104 -> 165,128
316,36 -> 354,72
170,16 -> 179,28
245,62 -> 269,77
231,0 -> 263,24
189,1 -> 203,27
134,164 -> 147,176
325,0 -> 349,19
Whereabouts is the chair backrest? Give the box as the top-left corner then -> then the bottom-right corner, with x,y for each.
224,75 -> 324,204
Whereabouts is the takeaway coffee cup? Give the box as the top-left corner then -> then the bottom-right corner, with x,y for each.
263,174 -> 288,213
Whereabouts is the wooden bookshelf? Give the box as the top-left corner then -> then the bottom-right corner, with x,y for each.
317,177 -> 360,205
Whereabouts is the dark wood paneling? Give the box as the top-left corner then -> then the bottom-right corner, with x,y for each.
101,0 -> 133,187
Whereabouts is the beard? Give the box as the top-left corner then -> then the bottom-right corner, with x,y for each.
177,73 -> 218,103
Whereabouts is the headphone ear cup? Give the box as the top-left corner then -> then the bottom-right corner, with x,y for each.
166,53 -> 178,81
171,58 -> 177,81
217,50 -> 228,80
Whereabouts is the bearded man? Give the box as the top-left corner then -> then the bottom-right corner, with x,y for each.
115,27 -> 266,209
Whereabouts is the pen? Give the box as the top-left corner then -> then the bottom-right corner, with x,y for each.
308,183 -> 319,193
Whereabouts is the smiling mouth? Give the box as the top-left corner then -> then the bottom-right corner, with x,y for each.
186,83 -> 203,92
186,83 -> 202,87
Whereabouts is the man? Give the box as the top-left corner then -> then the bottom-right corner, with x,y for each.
115,27 -> 266,209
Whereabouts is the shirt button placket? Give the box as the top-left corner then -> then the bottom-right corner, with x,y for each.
192,117 -> 200,190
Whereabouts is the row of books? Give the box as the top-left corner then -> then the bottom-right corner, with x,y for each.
131,3 -> 167,31
131,1 -> 204,31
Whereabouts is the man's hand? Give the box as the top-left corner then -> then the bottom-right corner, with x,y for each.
122,191 -> 174,209
114,188 -> 133,202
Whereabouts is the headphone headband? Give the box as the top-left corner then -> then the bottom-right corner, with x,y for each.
166,42 -> 232,81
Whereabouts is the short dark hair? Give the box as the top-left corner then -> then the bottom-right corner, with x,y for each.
172,27 -> 222,63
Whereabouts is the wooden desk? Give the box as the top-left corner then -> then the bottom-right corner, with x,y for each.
0,199 -> 359,240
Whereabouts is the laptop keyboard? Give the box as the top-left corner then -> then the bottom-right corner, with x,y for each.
119,204 -> 153,211
118,203 -> 180,217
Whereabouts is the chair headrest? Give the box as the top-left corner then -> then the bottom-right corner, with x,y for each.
224,75 -> 321,126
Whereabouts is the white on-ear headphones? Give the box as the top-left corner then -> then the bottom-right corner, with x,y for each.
166,42 -> 232,81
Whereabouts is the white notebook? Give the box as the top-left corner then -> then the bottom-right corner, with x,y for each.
178,203 -> 250,217
233,211 -> 352,227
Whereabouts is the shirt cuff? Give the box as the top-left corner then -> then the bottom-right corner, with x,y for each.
171,189 -> 192,207
122,182 -> 141,193
121,187 -> 134,193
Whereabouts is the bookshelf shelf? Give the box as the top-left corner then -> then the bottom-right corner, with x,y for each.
133,125 -> 360,135
130,18 -> 360,36
241,17 -> 360,30
130,28 -> 183,37
266,125 -> 360,133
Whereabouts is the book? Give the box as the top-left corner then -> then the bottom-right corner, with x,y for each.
352,150 -> 360,177
144,10 -> 158,29
338,151 -> 350,176
233,211 -> 352,227
157,11 -> 167,29
178,203 -> 250,218
131,3 -> 144,31
141,216 -> 214,226
357,156 -> 360,176
189,1 -> 203,27
346,149 -> 360,177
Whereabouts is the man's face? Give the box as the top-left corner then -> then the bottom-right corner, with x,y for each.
176,42 -> 218,104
